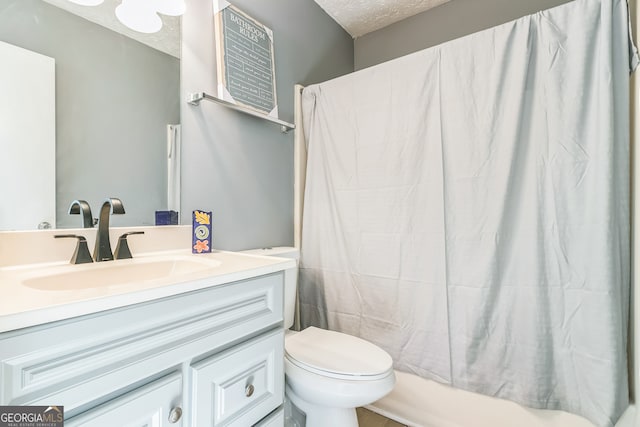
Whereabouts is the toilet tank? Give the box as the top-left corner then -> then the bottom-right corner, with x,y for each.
240,247 -> 299,329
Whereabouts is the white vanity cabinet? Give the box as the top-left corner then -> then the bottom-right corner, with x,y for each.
0,272 -> 285,427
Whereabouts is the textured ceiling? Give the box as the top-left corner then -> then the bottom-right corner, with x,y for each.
314,0 -> 453,38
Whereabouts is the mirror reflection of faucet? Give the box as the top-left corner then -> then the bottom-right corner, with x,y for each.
68,200 -> 96,228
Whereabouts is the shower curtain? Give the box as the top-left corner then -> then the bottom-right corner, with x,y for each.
299,0 -> 637,426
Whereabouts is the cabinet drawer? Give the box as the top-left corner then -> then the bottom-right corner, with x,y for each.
66,373 -> 182,427
192,329 -> 284,426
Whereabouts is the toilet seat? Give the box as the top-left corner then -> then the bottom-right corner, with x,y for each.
285,327 -> 393,381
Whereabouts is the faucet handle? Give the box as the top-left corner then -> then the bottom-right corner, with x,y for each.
114,231 -> 145,260
55,234 -> 94,264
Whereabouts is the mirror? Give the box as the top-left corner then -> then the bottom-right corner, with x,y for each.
0,0 -> 181,231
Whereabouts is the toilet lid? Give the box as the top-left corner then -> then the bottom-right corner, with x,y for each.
285,327 -> 393,380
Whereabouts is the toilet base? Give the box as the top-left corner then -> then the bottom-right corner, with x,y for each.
286,384 -> 359,427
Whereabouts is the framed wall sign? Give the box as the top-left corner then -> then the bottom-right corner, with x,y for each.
213,1 -> 278,118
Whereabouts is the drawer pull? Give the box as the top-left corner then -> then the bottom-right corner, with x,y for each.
168,407 -> 183,423
245,383 -> 255,397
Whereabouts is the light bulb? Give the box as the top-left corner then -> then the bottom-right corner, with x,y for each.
116,0 -> 162,34
156,0 -> 185,16
67,0 -> 104,5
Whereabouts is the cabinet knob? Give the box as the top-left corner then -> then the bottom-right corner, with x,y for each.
245,383 -> 255,397
168,407 -> 182,423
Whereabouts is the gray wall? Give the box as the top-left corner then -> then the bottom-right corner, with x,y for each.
181,0 -> 353,250
0,0 -> 180,229
354,0 -> 573,70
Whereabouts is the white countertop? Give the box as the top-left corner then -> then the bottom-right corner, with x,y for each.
0,249 -> 295,333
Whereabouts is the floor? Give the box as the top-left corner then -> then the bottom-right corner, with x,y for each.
357,408 -> 407,427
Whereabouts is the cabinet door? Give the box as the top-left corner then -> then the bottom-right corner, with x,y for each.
192,329 -> 284,426
66,374 -> 183,427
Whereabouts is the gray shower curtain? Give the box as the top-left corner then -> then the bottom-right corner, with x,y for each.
299,0 -> 637,426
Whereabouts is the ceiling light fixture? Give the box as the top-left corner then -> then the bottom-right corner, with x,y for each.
66,0 -> 186,34
115,0 -> 163,34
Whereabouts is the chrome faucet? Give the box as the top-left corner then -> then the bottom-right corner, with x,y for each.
93,198 -> 125,262
68,200 -> 95,228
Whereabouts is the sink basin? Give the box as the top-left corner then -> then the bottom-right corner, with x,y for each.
22,256 -> 222,291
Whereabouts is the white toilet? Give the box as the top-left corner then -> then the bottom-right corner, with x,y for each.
242,247 -> 395,427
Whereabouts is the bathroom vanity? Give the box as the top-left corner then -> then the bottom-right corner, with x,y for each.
0,230 -> 294,426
